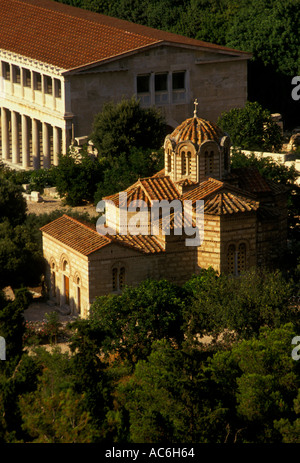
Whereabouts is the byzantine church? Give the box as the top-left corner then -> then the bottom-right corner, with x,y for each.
41,109 -> 288,317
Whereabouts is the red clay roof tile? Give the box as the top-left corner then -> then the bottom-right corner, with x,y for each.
41,214 -> 164,255
1,0 -> 251,71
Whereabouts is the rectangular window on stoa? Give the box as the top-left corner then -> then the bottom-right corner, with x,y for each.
172,72 -> 185,90
137,75 -> 150,94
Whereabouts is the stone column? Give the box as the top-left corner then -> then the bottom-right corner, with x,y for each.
32,118 -> 40,170
11,110 -> 20,164
150,72 -> 155,106
1,108 -> 9,160
21,114 -> 30,169
53,126 -> 60,166
61,124 -> 71,155
42,122 -> 50,169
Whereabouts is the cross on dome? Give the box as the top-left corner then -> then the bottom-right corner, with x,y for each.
193,98 -> 198,118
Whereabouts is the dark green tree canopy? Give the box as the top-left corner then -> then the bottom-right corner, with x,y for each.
91,97 -> 166,159
0,177 -> 27,227
217,101 -> 283,152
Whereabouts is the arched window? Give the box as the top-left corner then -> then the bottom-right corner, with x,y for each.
62,259 -> 69,273
181,151 -> 186,175
167,149 -> 172,172
237,243 -> 246,274
61,257 -> 70,305
187,151 -> 191,175
180,150 -> 192,176
75,276 -> 81,314
205,150 -> 214,176
119,267 -> 125,289
227,244 -> 236,274
227,243 -> 247,275
51,261 -> 56,298
112,266 -> 126,292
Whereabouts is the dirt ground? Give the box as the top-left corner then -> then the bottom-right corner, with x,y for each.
26,193 -> 99,218
23,299 -> 77,323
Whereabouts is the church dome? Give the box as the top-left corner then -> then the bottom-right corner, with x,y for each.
168,116 -> 225,149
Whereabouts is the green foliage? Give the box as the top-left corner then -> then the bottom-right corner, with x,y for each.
217,101 -> 283,152
91,97 -> 165,159
44,311 -> 62,344
0,220 -> 45,289
0,177 -> 27,227
183,268 -> 296,344
230,149 -> 300,247
18,347 -> 100,442
0,288 -> 32,370
54,149 -> 104,206
20,388 -> 95,443
208,323 -> 300,442
89,279 -> 185,365
225,0 -> 300,76
94,147 -> 163,203
118,340 -> 226,443
230,150 -> 298,185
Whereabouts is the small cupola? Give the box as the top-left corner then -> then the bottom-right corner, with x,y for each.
164,100 -> 231,184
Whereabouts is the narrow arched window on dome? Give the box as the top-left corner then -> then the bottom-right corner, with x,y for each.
205,150 -> 214,176
181,151 -> 186,175
167,149 -> 172,172
187,151 -> 191,175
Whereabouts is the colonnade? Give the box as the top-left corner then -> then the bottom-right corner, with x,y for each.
0,107 -> 66,169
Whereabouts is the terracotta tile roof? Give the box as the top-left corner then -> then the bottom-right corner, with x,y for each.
265,179 -> 290,195
111,234 -> 164,254
182,178 -> 258,215
139,176 -> 180,202
104,176 -> 180,206
2,0 -> 251,71
232,167 -> 272,194
182,178 -> 224,204
175,178 -> 198,187
167,117 -> 225,148
40,214 -> 111,255
40,214 -> 164,255
152,208 -> 196,233
152,169 -> 165,178
204,191 -> 259,215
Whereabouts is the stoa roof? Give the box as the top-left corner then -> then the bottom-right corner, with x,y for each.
1,0 -> 251,72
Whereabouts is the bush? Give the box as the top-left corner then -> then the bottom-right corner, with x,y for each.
217,101 -> 283,152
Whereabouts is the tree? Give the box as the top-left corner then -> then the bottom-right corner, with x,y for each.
68,319 -> 112,435
94,147 -> 163,203
89,279 -> 185,365
217,101 -> 283,152
55,149 -> 104,206
0,177 -> 27,227
0,288 -> 32,368
0,220 -> 45,289
91,97 -> 166,160
225,0 -> 300,77
208,323 -> 300,443
183,268 -> 296,345
117,339 -> 228,443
